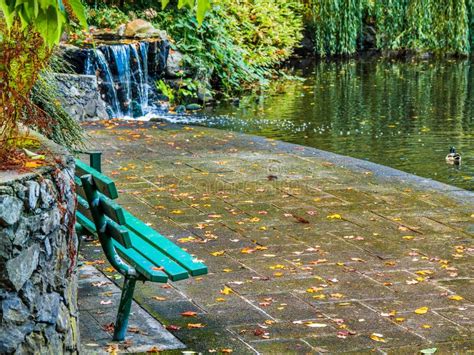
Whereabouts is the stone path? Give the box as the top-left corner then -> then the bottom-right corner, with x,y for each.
79,120 -> 473,354
78,264 -> 185,353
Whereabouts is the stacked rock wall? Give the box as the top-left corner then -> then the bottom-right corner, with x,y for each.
0,151 -> 79,353
55,73 -> 109,121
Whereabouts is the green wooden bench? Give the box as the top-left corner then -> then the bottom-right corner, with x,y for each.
74,155 -> 208,341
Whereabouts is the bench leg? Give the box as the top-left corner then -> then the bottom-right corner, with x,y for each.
113,276 -> 137,341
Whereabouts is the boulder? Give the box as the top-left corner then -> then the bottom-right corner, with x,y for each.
124,19 -> 160,38
166,50 -> 185,78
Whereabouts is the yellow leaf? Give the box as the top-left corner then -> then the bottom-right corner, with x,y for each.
422,324 -> 432,329
220,286 -> 233,295
330,293 -> 345,299
370,333 -> 386,342
402,235 -> 415,240
178,236 -> 196,243
448,295 -> 464,301
210,251 -> 225,256
273,272 -> 283,277
395,317 -> 405,322
171,210 -> 184,214
312,294 -> 326,300
215,298 -> 226,302
153,296 -> 166,301
327,214 -> 342,220
24,161 -> 43,168
222,268 -> 232,273
415,307 -> 429,314
103,267 -> 115,273
269,264 -> 285,270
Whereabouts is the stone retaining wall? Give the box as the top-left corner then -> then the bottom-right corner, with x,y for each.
0,141 -> 79,354
55,73 -> 109,121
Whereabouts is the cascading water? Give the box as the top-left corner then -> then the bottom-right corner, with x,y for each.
85,42 -> 164,119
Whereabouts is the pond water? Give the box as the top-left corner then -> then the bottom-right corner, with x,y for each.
184,58 -> 473,191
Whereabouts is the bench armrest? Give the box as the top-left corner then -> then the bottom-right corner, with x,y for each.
74,150 -> 102,172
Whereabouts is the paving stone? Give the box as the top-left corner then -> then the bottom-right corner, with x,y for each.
79,122 -> 474,353
248,338 -> 315,354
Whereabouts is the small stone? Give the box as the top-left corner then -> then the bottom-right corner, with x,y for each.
37,292 -> 60,324
0,195 -> 23,226
186,103 -> 202,111
40,209 -> 61,235
0,324 -> 34,353
25,181 -> 40,211
166,50 -> 185,78
6,244 -> 40,291
1,294 -> 30,323
56,303 -> 69,333
39,179 -> 57,209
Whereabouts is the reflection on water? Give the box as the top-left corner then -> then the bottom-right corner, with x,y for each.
198,58 -> 473,191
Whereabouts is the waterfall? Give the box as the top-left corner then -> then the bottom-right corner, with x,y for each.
85,42 -> 162,119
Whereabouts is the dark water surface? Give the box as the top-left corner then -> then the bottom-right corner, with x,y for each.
195,58 -> 473,191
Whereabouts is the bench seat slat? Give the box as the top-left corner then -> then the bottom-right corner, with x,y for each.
76,211 -> 96,234
127,229 -> 189,281
123,211 -> 208,276
77,195 -> 93,221
113,241 -> 168,283
75,160 -> 119,199
100,196 -> 126,225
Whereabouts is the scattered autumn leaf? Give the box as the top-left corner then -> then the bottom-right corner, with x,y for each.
415,307 -> 429,315
187,323 -> 205,329
370,333 -> 386,342
210,251 -> 225,256
180,311 -> 197,317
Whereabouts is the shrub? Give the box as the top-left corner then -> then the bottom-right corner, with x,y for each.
150,0 -> 303,96
220,0 -> 303,68
87,6 -> 130,29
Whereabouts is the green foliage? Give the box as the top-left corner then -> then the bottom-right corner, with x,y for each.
87,6 -> 129,29
0,0 -> 87,47
156,79 -> 175,103
152,0 -> 303,96
222,0 -> 303,67
309,0 -> 365,56
306,0 -> 474,56
31,73 -> 85,150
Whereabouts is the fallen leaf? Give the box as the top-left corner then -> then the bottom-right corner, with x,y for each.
420,348 -> 437,354
327,214 -> 342,220
305,322 -> 328,328
152,296 -> 167,301
180,311 -> 197,317
210,251 -> 225,256
370,333 -> 386,342
100,300 -> 112,305
187,323 -> 205,329
220,286 -> 233,295
146,346 -> 161,354
448,295 -> 464,301
415,307 -> 429,315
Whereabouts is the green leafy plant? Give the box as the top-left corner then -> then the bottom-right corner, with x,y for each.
157,79 -> 176,103
87,6 -> 129,29
151,0 -> 303,97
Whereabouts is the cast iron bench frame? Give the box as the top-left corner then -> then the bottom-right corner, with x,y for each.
74,154 -> 208,341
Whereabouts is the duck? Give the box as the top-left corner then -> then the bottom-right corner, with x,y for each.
446,147 -> 461,165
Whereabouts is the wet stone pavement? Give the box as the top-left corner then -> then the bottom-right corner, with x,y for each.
79,120 -> 473,354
